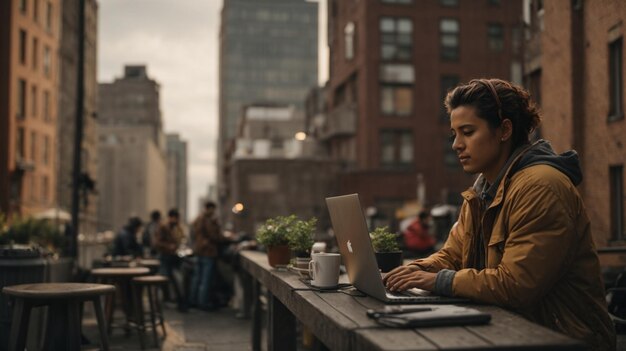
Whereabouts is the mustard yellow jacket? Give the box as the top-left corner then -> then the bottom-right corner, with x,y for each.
411,149 -> 615,350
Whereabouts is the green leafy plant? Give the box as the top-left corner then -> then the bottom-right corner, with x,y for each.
0,215 -> 66,255
287,217 -> 317,254
256,215 -> 296,248
370,226 -> 400,253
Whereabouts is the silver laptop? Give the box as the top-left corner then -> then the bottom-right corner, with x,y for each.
326,193 -> 468,304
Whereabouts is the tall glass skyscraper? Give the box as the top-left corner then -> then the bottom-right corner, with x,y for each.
218,0 -> 318,199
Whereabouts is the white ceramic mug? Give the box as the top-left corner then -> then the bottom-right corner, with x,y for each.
308,253 -> 341,288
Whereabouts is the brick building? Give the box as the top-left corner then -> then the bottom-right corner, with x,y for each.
57,0 -> 99,235
523,0 -> 625,264
321,0 -> 523,228
1,0 -> 62,216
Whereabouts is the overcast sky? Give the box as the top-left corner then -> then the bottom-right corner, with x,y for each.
98,0 -> 222,221
98,0 -> 326,221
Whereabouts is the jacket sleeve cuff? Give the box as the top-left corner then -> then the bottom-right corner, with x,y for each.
434,269 -> 456,296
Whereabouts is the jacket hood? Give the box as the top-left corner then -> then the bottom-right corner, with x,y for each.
510,140 -> 583,186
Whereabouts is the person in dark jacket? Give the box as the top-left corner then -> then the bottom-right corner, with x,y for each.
189,202 -> 224,310
384,79 -> 615,350
112,216 -> 142,257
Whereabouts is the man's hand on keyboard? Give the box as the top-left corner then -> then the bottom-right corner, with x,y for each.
383,265 -> 436,292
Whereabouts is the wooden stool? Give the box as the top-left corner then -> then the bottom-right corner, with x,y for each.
138,259 -> 160,275
2,283 -> 115,351
132,275 -> 168,349
91,267 -> 150,336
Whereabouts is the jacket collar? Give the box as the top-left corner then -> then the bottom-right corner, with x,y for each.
461,141 -> 537,209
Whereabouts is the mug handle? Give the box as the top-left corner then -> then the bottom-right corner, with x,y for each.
308,260 -> 316,282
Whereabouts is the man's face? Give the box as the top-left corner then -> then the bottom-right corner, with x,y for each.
168,215 -> 179,225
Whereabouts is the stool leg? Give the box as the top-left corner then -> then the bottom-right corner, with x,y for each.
8,298 -> 31,351
158,283 -> 167,338
147,285 -> 158,346
133,284 -> 146,349
93,296 -> 110,351
67,301 -> 82,351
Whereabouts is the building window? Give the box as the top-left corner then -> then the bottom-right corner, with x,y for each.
380,130 -> 413,168
610,165 -> 624,241
29,174 -> 37,201
609,37 -> 623,121
440,19 -> 460,61
380,17 -> 413,61
31,85 -> 37,117
43,46 -> 50,76
16,127 -> 25,160
43,90 -> 50,121
43,135 -> 50,165
440,75 -> 459,120
20,0 -> 27,14
344,22 -> 355,60
488,23 -> 504,52
42,175 -> 49,203
32,37 -> 38,70
380,85 -> 412,116
33,0 -> 39,22
30,131 -> 37,162
18,79 -> 27,119
444,136 -> 460,169
19,30 -> 27,65
45,2 -> 53,32
440,0 -> 458,6
525,69 -> 542,106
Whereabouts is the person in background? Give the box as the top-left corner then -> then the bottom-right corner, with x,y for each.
189,202 -> 225,311
111,216 -> 143,258
383,78 -> 614,350
142,210 -> 161,257
402,209 -> 436,257
153,208 -> 186,312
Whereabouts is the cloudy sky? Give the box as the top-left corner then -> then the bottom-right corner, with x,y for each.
98,0 -> 326,221
98,0 -> 223,220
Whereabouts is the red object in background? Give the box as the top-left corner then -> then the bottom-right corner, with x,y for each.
403,218 -> 435,252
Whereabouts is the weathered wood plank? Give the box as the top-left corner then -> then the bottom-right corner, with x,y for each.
416,326 -> 492,349
354,329 -> 437,351
268,292 -> 297,351
315,290 -> 379,328
466,306 -> 585,350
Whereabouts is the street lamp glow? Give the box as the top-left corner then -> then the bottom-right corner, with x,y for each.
232,203 -> 244,213
294,132 -> 307,141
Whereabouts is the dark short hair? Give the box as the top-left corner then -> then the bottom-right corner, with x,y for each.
168,208 -> 179,218
150,210 -> 161,221
445,78 -> 542,149
418,210 -> 430,221
205,201 -> 216,210
127,216 -> 143,230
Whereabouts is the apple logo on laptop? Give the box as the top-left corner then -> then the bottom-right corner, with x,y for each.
347,240 -> 353,253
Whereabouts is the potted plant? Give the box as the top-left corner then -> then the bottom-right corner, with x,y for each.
370,226 -> 402,273
257,215 -> 296,267
288,217 -> 316,270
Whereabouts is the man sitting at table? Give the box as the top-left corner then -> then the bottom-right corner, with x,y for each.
111,216 -> 143,258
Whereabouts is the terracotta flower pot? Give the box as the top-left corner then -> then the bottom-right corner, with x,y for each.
375,251 -> 403,273
267,245 -> 291,267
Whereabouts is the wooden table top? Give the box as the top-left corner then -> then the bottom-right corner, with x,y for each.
132,275 -> 168,284
240,250 -> 585,351
91,267 -> 150,277
138,259 -> 160,267
2,283 -> 115,299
